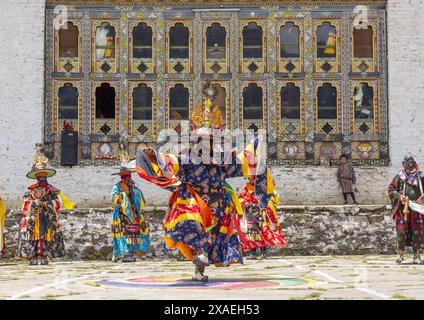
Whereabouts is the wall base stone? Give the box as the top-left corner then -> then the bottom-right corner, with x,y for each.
2,205 -> 398,260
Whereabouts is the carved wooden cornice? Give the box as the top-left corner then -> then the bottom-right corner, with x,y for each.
46,0 -> 387,7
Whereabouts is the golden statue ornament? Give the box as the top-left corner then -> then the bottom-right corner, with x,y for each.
191,98 -> 223,130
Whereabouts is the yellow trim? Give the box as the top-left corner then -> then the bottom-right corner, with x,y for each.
164,235 -> 193,260
59,192 -> 75,210
164,213 -> 203,230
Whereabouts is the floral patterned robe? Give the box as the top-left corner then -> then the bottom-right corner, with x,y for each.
136,139 -> 275,266
388,170 -> 424,251
18,183 -> 65,258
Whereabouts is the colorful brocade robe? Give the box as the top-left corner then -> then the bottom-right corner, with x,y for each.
111,181 -> 150,257
388,170 -> 424,250
337,163 -> 356,194
136,138 -> 277,267
18,183 -> 69,258
237,183 -> 287,251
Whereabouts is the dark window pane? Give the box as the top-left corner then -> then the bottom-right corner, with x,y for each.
353,26 -> 373,58
243,83 -> 263,120
96,83 -> 116,119
281,83 -> 300,120
59,22 -> 78,58
206,23 -> 226,59
170,23 -> 189,59
170,84 -> 189,120
317,22 -> 336,58
133,84 -> 153,120
280,22 -> 300,58
96,23 -> 115,59
317,83 -> 337,119
133,23 -> 153,59
59,83 -> 78,119
243,22 -> 263,59
354,83 -> 374,119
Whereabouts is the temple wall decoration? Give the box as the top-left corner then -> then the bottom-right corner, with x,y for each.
45,2 -> 389,166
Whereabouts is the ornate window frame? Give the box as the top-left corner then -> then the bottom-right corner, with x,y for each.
350,79 -> 380,136
166,20 -> 193,74
240,81 -> 266,131
91,81 -> 120,135
276,18 -> 304,74
166,81 -> 193,129
129,20 -> 156,74
314,79 -> 342,135
239,19 -> 266,74
313,18 -> 341,73
203,20 -> 230,74
350,18 -> 379,73
53,79 -> 83,134
54,19 -> 82,73
276,79 -> 305,137
91,19 -> 119,74
128,81 -> 156,140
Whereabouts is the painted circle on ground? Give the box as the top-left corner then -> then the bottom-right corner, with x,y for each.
96,274 -> 313,290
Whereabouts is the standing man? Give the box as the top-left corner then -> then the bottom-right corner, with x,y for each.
111,146 -> 150,262
19,148 -> 75,265
337,154 -> 358,205
388,154 -> 424,264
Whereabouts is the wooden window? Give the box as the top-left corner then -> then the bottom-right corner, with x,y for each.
133,22 -> 153,59
169,84 -> 189,120
317,83 -> 337,119
243,83 -> 263,120
243,22 -> 263,59
281,83 -> 300,120
96,83 -> 116,119
280,22 -> 300,58
59,22 -> 78,58
169,23 -> 189,59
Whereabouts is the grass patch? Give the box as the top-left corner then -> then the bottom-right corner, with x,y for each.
391,293 -> 415,300
84,282 -> 101,287
289,292 -> 322,300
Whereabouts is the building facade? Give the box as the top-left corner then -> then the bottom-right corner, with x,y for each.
0,0 -> 423,208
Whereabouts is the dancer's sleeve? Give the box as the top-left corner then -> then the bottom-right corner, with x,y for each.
136,147 -> 181,191
225,137 -> 278,210
111,184 -> 120,205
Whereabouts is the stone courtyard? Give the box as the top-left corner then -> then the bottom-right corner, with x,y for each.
0,254 -> 422,300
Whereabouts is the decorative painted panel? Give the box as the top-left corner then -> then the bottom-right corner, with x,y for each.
45,4 -> 389,166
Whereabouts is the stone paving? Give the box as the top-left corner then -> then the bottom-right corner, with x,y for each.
1,254 -> 423,300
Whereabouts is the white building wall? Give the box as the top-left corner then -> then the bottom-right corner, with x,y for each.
0,0 -> 46,208
0,0 -> 423,208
